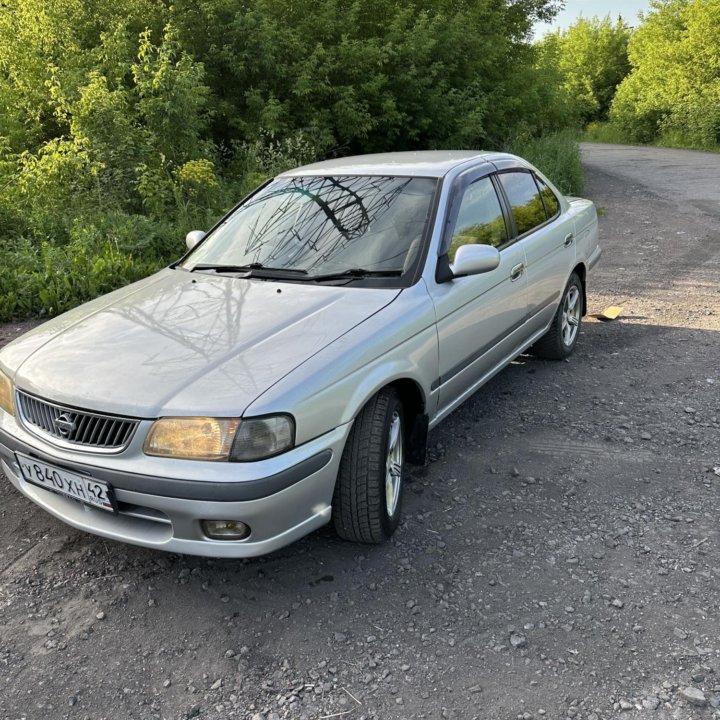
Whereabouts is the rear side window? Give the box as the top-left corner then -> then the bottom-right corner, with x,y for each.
498,171 -> 547,236
448,176 -> 508,260
536,175 -> 560,217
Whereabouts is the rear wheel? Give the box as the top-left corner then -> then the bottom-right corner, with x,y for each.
531,272 -> 583,360
332,388 -> 404,544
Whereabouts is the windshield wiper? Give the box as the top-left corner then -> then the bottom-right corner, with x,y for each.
190,263 -> 308,276
306,268 -> 404,282
189,264 -> 402,282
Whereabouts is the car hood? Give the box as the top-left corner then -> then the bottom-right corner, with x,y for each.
5,269 -> 400,418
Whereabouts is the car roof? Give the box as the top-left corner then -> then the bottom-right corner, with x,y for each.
279,150 -> 522,178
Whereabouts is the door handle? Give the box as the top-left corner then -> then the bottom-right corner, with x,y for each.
564,233 -> 574,247
510,263 -> 524,281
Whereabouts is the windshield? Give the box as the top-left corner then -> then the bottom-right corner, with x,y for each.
182,175 -> 437,278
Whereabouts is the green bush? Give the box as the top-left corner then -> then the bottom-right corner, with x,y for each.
582,121 -> 633,145
0,238 -> 161,321
535,16 -> 631,125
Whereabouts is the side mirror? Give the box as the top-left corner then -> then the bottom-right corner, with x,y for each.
450,244 -> 500,278
185,230 -> 206,251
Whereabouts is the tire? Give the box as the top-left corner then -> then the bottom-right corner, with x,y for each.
332,387 -> 405,544
531,272 -> 583,360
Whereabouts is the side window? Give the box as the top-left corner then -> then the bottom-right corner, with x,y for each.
498,171 -> 547,236
448,176 -> 507,261
536,175 -> 560,217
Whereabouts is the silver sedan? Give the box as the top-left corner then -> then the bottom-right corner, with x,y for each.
0,151 -> 600,557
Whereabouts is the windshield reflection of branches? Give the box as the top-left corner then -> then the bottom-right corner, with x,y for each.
190,176 -> 436,273
115,279 -> 250,368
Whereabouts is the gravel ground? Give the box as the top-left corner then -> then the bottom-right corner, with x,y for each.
1,144 -> 719,720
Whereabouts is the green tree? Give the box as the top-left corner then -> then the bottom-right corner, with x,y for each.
611,0 -> 720,146
169,0 -> 567,152
537,15 -> 632,124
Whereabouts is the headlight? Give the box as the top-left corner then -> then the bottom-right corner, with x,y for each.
230,415 -> 295,462
0,370 -> 15,416
144,417 -> 241,461
143,414 -> 295,461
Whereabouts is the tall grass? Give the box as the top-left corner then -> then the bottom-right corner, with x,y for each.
508,129 -> 584,195
582,121 -> 631,145
582,121 -> 720,154
656,130 -> 720,153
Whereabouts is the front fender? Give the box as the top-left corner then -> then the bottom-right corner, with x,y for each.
245,282 -> 439,445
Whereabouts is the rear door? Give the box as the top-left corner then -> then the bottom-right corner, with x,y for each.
496,170 -> 575,333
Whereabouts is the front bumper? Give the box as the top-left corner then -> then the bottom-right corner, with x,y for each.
0,413 -> 350,558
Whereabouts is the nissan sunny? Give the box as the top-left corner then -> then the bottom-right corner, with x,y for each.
0,151 -> 600,557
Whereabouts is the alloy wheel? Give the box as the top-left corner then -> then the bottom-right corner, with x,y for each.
561,285 -> 581,346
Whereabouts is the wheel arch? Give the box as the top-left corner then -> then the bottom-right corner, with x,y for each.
389,378 -> 428,466
349,376 -> 429,467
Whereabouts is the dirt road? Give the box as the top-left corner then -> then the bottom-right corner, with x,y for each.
1,144 -> 719,720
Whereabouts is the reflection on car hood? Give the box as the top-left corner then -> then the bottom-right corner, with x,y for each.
7,269 -> 400,417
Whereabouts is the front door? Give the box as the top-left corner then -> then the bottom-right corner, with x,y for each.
428,175 -> 528,417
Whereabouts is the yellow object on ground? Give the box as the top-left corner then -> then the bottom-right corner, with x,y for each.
592,306 -> 623,321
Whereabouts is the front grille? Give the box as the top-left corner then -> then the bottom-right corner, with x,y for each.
16,391 -> 138,452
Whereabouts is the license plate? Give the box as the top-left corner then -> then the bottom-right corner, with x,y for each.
16,452 -> 117,513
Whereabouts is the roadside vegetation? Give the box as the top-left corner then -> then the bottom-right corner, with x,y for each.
572,1 -> 720,152
612,0 -> 720,149
509,129 -> 584,197
0,0 -> 585,322
5,0 -> 716,322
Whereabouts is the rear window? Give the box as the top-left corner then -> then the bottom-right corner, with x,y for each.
498,171 -> 547,236
536,176 -> 560,217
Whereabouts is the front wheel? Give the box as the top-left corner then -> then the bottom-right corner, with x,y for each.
332,388 -> 405,544
531,273 -> 583,360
